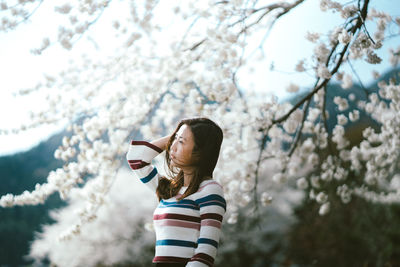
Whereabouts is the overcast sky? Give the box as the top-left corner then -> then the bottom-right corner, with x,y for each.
0,0 -> 398,156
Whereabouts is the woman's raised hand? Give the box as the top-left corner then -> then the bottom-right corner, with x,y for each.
151,134 -> 172,151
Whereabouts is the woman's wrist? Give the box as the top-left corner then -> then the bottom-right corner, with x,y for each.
151,135 -> 172,151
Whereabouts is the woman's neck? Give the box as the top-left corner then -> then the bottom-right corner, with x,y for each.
182,169 -> 194,187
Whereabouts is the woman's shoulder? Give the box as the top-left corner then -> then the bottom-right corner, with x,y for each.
197,179 -> 224,196
194,179 -> 226,211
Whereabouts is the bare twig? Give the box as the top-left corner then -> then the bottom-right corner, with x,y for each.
238,0 -> 305,35
357,0 -> 375,44
10,0 -> 44,29
178,15 -> 201,50
347,58 -> 370,98
186,38 -> 207,51
72,0 -> 113,46
321,85 -> 335,154
253,127 -> 271,212
288,98 -> 311,157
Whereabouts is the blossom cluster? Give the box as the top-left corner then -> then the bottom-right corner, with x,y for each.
0,0 -> 399,243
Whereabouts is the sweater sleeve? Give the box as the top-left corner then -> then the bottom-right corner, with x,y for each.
187,183 -> 227,267
126,140 -> 163,192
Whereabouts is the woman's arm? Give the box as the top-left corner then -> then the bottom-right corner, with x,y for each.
187,183 -> 226,267
126,135 -> 171,192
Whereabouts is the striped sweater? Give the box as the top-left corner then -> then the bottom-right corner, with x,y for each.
126,140 -> 226,267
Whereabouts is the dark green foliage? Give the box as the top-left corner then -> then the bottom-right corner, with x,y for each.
283,68 -> 400,267
216,210 -> 290,267
286,197 -> 400,267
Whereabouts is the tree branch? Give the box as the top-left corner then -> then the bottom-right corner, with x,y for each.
271,0 -> 370,125
237,0 -> 305,35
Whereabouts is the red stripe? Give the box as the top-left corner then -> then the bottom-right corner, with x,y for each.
201,213 -> 223,222
153,256 -> 189,263
127,160 -> 149,170
190,253 -> 214,266
201,219 -> 222,228
154,213 -> 201,223
154,219 -> 200,230
131,140 -> 163,153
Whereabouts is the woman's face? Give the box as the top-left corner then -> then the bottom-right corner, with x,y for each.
170,124 -> 195,168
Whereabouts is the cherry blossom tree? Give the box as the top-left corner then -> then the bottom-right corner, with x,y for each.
1,0 -> 400,258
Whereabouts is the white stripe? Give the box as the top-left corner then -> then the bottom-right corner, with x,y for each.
199,205 -> 225,215
154,206 -> 200,217
155,245 -> 195,258
156,225 -> 198,241
126,143 -> 160,163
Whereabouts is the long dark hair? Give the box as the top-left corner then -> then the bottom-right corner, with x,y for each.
156,117 -> 223,201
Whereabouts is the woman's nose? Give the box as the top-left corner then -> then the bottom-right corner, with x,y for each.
171,140 -> 177,151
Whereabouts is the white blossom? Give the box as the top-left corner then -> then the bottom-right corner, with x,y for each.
317,64 -> 331,79
283,119 -> 298,134
349,110 -> 360,122
261,192 -> 273,206
389,46 -> 400,66
337,114 -> 348,125
55,4 -> 72,14
319,202 -> 330,215
311,176 -> 320,188
338,28 -> 351,44
316,192 -> 328,204
295,60 -> 306,72
332,125 -> 349,149
286,83 -> 300,93
314,43 -> 330,63
366,50 -> 382,64
341,74 -> 353,89
333,96 -> 349,111
306,32 -> 320,43
227,212 -> 238,224
296,177 -> 308,190
272,173 -> 287,184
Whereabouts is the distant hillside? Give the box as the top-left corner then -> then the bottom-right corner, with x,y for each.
0,131 -> 67,266
287,68 -> 400,134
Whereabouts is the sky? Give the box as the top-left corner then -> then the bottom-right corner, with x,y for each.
0,0 -> 398,156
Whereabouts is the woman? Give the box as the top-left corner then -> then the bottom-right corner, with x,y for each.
126,117 -> 226,267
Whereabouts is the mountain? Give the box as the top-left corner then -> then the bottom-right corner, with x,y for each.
0,131 -> 66,266
286,68 -> 400,142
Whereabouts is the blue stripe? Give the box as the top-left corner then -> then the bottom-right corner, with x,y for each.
158,204 -> 200,210
156,239 -> 196,248
159,199 -> 199,210
161,199 -> 196,205
196,194 -> 226,210
196,194 -> 226,205
140,167 -> 157,183
198,238 -> 218,248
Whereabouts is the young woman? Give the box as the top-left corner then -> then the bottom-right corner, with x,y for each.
126,117 -> 226,267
